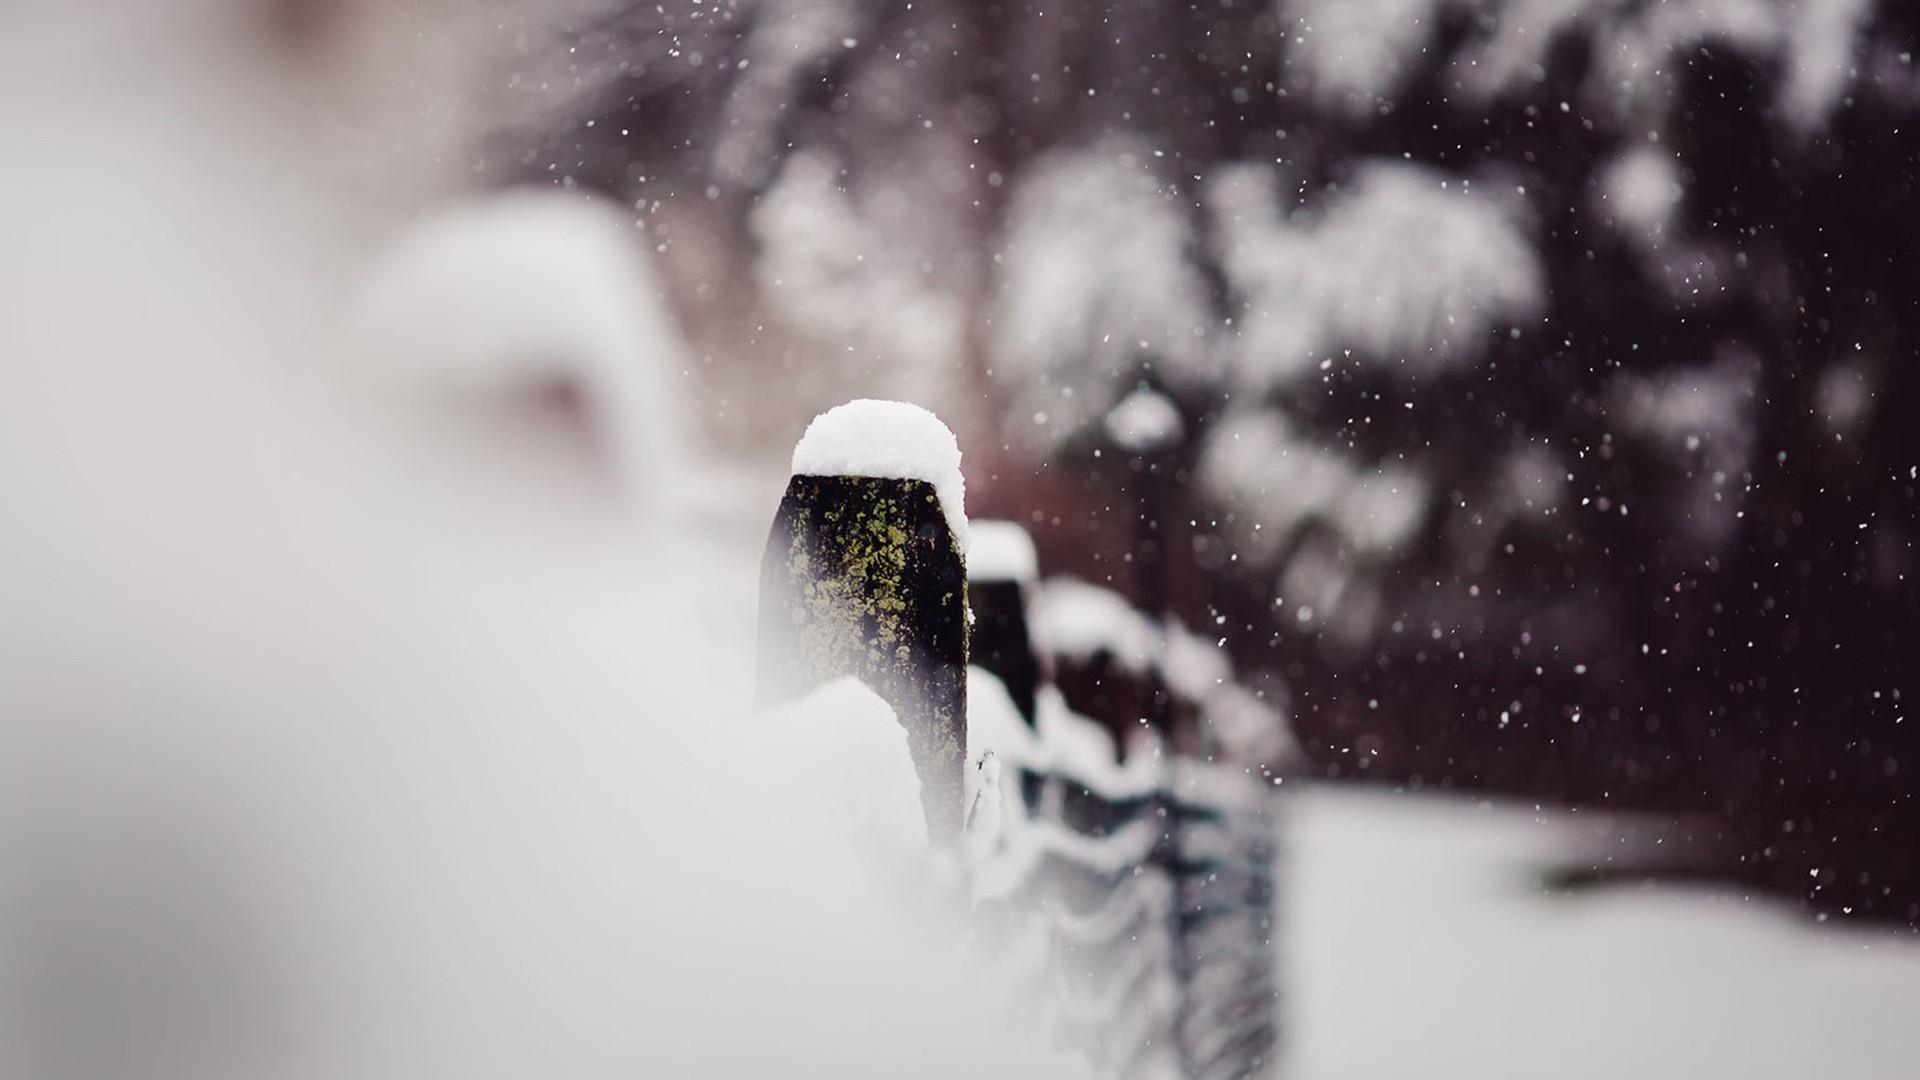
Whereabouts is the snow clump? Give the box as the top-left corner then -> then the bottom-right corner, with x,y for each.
791,398 -> 969,550
968,520 -> 1039,585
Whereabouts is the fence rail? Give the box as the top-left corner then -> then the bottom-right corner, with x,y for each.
968,661 -> 1280,1080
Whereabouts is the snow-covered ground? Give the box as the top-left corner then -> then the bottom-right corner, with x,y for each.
1284,787 -> 1920,1080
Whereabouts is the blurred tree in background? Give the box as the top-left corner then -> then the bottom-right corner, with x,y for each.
498,0 -> 1920,922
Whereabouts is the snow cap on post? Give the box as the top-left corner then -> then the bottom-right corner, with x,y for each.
792,398 -> 969,551
967,520 -> 1039,585
760,399 -> 971,842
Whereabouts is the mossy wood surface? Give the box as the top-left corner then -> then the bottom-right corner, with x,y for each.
758,474 -> 968,840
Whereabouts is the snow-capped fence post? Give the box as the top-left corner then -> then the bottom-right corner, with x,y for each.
1104,385 -> 1186,622
965,521 -> 1043,727
758,400 -> 970,843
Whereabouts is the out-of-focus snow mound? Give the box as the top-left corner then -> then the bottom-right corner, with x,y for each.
0,7 -> 1088,1080
345,191 -> 692,513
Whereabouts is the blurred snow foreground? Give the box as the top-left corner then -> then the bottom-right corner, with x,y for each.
0,6 -> 1092,1080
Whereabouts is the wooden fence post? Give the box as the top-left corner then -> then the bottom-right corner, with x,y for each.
757,401 -> 970,842
964,520 -> 1043,727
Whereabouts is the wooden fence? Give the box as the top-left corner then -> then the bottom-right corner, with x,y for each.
759,405 -> 1287,1079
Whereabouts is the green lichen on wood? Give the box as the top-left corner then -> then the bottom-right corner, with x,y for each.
759,474 -> 969,840
789,498 -> 913,676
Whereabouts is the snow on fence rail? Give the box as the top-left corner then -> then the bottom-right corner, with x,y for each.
968,570 -> 1284,1080
758,401 -> 1288,1079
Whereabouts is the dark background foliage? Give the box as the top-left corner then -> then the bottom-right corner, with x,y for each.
506,0 -> 1920,923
